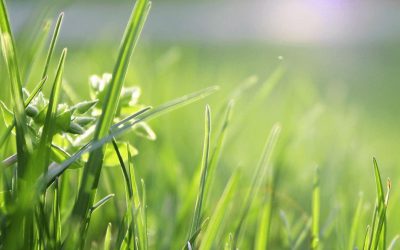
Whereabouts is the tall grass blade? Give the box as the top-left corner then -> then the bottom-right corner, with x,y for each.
0,0 -> 33,172
204,100 -> 234,209
69,0 -> 151,244
36,48 -> 67,174
189,105 -> 212,241
199,171 -> 239,250
41,12 -> 64,80
347,193 -> 363,250
104,223 -> 112,250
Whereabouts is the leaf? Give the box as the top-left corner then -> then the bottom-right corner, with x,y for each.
36,48 -> 67,175
199,172 -> 239,250
189,105 -> 211,241
1,0 -> 33,172
69,0 -> 152,241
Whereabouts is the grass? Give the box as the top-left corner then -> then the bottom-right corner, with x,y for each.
1,0 -> 400,249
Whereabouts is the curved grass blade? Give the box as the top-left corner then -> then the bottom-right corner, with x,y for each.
189,105 -> 211,241
91,194 -> 115,213
199,171 -> 239,250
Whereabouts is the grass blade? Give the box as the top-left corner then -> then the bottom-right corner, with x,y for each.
36,48 -> 67,174
199,171 -> 239,250
204,100 -> 234,209
311,167 -> 320,250
347,193 -> 363,250
91,194 -> 115,213
232,124 -> 281,248
189,105 -> 212,240
0,0 -> 33,172
69,0 -> 151,244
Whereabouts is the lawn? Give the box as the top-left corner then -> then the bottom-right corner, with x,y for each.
1,0 -> 399,249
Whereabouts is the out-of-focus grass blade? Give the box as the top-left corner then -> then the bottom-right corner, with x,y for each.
52,178 -> 61,248
189,105 -> 211,241
347,193 -> 363,250
311,167 -> 320,250
139,179 -> 148,250
199,171 -> 238,250
363,226 -> 370,250
104,223 -> 112,250
69,0 -> 151,243
21,19 -> 51,83
41,13 -> 64,80
293,219 -> 312,250
0,0 -> 33,171
255,197 -> 272,250
388,235 -> 400,250
36,49 -> 67,174
91,194 -> 115,213
232,124 -> 281,248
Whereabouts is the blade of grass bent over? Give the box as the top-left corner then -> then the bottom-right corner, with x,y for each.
69,0 -> 151,245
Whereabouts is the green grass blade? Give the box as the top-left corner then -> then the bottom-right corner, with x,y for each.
255,196 -> 272,250
41,12 -> 64,80
199,171 -> 239,250
36,48 -> 67,174
69,0 -> 150,244
293,219 -> 312,250
189,105 -> 212,240
388,235 -> 400,250
0,0 -> 33,171
139,179 -> 148,250
204,100 -> 234,209
311,167 -> 320,250
104,223 -> 112,250
91,194 -> 115,213
21,19 -> 51,83
232,124 -> 281,248
363,226 -> 371,250
347,193 -> 363,250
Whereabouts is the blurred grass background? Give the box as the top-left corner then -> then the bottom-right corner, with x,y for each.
1,0 -> 400,248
